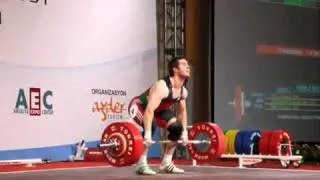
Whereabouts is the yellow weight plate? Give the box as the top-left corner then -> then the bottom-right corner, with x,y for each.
225,130 -> 239,154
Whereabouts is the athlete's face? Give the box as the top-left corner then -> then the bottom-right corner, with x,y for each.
175,58 -> 190,78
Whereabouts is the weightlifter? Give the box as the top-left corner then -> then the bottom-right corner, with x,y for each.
128,56 -> 191,175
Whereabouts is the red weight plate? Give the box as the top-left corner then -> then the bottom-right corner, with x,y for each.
187,122 -> 226,164
124,122 -> 145,165
269,130 -> 281,156
259,130 -> 273,155
269,130 -> 292,156
101,122 -> 144,167
107,132 -> 128,158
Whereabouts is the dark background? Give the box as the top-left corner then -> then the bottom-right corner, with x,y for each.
214,0 -> 320,142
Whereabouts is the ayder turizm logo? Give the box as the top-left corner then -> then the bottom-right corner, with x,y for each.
13,87 -> 53,116
91,88 -> 127,122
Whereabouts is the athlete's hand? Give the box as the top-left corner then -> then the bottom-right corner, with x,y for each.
143,137 -> 155,147
143,131 -> 155,147
181,129 -> 188,146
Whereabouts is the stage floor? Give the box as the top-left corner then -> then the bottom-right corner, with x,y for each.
0,164 -> 320,180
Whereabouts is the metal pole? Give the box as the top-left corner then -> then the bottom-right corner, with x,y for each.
174,0 -> 177,56
164,0 -> 168,75
208,0 -> 212,121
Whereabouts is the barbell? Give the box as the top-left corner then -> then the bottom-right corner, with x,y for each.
100,139 -> 211,147
99,122 -> 226,167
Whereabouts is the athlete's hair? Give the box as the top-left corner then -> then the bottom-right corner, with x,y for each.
168,56 -> 186,77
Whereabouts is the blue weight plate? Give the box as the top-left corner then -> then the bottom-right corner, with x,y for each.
235,131 -> 246,155
242,130 -> 261,155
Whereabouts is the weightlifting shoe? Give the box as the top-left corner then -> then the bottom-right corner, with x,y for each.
159,162 -> 185,174
135,164 -> 157,175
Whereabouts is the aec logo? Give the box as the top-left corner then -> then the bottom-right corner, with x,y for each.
13,88 -> 53,116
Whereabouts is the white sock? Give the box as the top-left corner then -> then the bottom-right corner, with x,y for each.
137,148 -> 148,166
161,145 -> 176,166
161,153 -> 173,166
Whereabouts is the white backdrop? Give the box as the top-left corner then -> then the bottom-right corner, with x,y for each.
0,0 -> 156,67
0,0 -> 157,156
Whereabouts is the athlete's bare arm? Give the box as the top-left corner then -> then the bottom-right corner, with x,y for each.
143,80 -> 169,141
177,88 -> 188,131
177,99 -> 187,131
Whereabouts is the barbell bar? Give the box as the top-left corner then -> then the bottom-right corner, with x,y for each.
100,139 -> 210,147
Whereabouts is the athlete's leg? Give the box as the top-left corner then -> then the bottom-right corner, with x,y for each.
137,121 -> 156,166
155,110 -> 185,173
128,97 -> 157,175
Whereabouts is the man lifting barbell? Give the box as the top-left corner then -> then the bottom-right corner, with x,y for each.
128,56 -> 190,175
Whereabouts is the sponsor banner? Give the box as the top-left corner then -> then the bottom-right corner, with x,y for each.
13,87 -> 54,116
91,88 -> 128,122
0,0 -> 157,155
0,0 -> 158,160
0,51 -> 157,151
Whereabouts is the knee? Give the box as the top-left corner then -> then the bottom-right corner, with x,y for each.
167,122 -> 183,141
